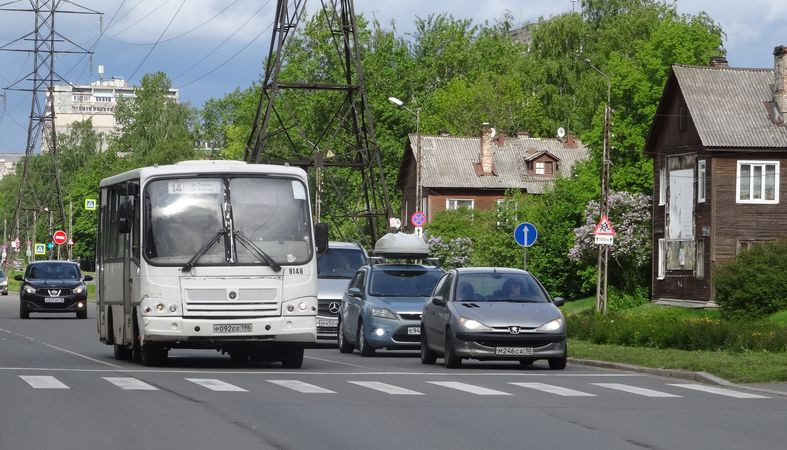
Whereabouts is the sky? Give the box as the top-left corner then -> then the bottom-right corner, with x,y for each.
0,0 -> 785,153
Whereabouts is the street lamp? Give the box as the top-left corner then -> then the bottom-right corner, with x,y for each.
582,57 -> 612,314
388,96 -> 422,223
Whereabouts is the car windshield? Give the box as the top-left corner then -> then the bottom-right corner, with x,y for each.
144,176 -> 312,266
369,269 -> 442,297
318,248 -> 366,279
455,273 -> 549,303
27,263 -> 80,280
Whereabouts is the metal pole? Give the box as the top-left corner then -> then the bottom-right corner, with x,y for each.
68,199 -> 72,260
31,211 -> 37,263
523,227 -> 528,271
415,108 -> 422,214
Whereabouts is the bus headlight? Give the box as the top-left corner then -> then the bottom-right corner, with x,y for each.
140,298 -> 181,316
282,297 -> 317,316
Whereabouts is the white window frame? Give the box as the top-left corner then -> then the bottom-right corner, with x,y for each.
535,161 -> 545,175
697,160 -> 706,203
657,238 -> 666,279
659,166 -> 666,206
446,198 -> 474,210
736,160 -> 779,204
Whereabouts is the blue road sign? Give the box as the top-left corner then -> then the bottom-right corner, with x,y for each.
47,242 -> 54,249
514,222 -> 538,247
411,211 -> 427,227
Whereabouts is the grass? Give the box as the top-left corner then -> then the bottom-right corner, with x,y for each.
562,296 -> 595,315
569,338 -> 787,383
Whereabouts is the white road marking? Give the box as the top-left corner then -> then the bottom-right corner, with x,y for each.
267,379 -> 335,393
348,381 -> 424,395
304,355 -> 369,369
103,377 -> 158,391
186,378 -> 247,392
427,381 -> 511,396
667,384 -> 769,399
0,328 -> 120,368
509,382 -> 596,397
591,383 -> 682,398
20,375 -> 69,389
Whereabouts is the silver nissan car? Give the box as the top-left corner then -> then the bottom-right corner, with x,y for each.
420,267 -> 566,369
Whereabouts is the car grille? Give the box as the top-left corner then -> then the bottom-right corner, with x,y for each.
37,288 -> 72,296
476,339 -> 555,348
184,288 -> 279,318
398,312 -> 421,321
317,299 -> 342,317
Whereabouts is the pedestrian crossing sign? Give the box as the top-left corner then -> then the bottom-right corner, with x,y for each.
34,243 -> 46,255
593,215 -> 616,236
85,198 -> 97,210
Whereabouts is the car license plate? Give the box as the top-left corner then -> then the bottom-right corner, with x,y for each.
407,327 -> 421,335
495,347 -> 533,356
213,323 -> 252,334
317,318 -> 338,328
44,297 -> 64,303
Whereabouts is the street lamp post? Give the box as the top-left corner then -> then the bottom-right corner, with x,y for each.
583,58 -> 612,314
388,96 -> 422,223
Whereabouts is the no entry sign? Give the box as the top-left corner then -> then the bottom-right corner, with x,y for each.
53,230 -> 68,246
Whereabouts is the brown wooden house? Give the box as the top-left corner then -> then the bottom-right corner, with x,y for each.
644,47 -> 787,306
396,124 -> 589,228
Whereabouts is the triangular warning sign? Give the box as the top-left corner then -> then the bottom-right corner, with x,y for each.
593,214 -> 616,236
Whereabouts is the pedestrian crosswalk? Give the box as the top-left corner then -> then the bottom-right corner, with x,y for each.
6,374 -> 773,400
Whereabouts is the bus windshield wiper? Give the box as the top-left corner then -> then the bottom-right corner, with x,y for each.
233,231 -> 282,272
181,229 -> 226,272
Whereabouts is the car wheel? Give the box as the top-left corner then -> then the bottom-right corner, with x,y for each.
140,344 -> 167,367
548,346 -> 568,370
19,302 -> 29,319
337,318 -> 354,354
443,330 -> 461,369
357,321 -> 375,357
420,325 -> 437,365
519,358 -> 535,367
281,345 -> 304,368
76,309 -> 87,320
113,344 -> 133,361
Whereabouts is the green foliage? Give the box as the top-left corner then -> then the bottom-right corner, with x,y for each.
714,239 -> 787,320
607,286 -> 650,312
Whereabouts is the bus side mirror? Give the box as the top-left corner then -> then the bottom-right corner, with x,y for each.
14,275 -> 23,281
315,222 -> 329,254
118,200 -> 133,234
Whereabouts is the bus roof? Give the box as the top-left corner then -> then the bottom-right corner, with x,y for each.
99,160 -> 308,188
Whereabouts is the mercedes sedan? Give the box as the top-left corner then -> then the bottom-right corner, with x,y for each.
420,267 -> 566,369
17,261 -> 92,319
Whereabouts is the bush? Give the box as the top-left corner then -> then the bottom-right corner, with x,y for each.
714,238 -> 787,320
607,286 -> 649,312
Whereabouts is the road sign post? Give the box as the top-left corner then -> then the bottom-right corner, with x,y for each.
514,222 -> 538,271
592,215 -> 616,314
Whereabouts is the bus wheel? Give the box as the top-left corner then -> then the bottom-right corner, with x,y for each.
281,345 -> 304,369
140,344 -> 167,367
114,344 -> 133,361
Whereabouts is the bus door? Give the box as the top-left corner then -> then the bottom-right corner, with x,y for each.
117,182 -> 139,345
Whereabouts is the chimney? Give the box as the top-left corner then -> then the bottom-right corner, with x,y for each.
774,45 -> 787,116
476,122 -> 496,176
438,129 -> 450,137
515,130 -> 530,139
495,131 -> 505,147
709,56 -> 728,68
564,133 -> 577,148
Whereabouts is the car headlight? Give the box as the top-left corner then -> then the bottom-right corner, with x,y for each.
459,317 -> 492,331
24,286 -> 36,294
370,308 -> 397,319
73,285 -> 85,295
536,317 -> 564,332
0,280 -> 7,286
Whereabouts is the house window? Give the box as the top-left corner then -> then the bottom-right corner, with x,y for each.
737,239 -> 774,254
657,238 -> 666,279
659,166 -> 666,206
535,162 -> 545,175
736,161 -> 779,204
697,160 -> 706,203
446,199 -> 474,210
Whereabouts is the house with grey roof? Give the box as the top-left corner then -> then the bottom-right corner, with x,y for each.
395,123 -> 589,227
644,46 -> 787,306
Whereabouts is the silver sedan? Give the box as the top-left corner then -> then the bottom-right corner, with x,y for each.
420,267 -> 566,369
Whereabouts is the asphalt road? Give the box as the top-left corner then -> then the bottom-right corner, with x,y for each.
1,294 -> 785,450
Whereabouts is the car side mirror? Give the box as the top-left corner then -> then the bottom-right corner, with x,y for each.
315,222 -> 329,254
14,275 -> 23,281
552,296 -> 565,307
118,199 -> 133,234
347,287 -> 362,298
83,275 -> 93,282
432,295 -> 446,307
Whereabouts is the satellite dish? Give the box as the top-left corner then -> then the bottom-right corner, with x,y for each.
490,127 -> 497,139
557,127 -> 566,138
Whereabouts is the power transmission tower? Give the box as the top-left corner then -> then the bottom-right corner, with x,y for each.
0,0 -> 100,260
245,0 -> 393,244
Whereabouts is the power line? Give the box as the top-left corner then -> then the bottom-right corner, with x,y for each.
173,0 -> 271,83
107,0 -> 173,40
128,0 -> 187,81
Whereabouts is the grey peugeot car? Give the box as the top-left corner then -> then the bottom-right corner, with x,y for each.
316,242 -> 368,340
420,267 -> 566,369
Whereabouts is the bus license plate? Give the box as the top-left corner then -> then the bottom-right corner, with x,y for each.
495,347 -> 533,356
407,327 -> 421,335
213,323 -> 252,334
45,297 -> 64,303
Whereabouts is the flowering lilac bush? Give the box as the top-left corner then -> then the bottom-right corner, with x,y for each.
426,235 -> 472,269
569,191 -> 651,290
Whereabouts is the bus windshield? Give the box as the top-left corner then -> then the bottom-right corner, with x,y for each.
144,176 -> 312,266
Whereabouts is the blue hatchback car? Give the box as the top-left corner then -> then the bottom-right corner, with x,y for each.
337,263 -> 443,356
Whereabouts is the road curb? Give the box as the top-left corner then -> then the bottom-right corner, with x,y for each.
569,357 -> 787,398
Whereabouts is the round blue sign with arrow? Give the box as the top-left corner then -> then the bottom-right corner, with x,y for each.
514,222 -> 538,247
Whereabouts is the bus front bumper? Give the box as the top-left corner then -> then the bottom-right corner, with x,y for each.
140,315 -> 316,345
